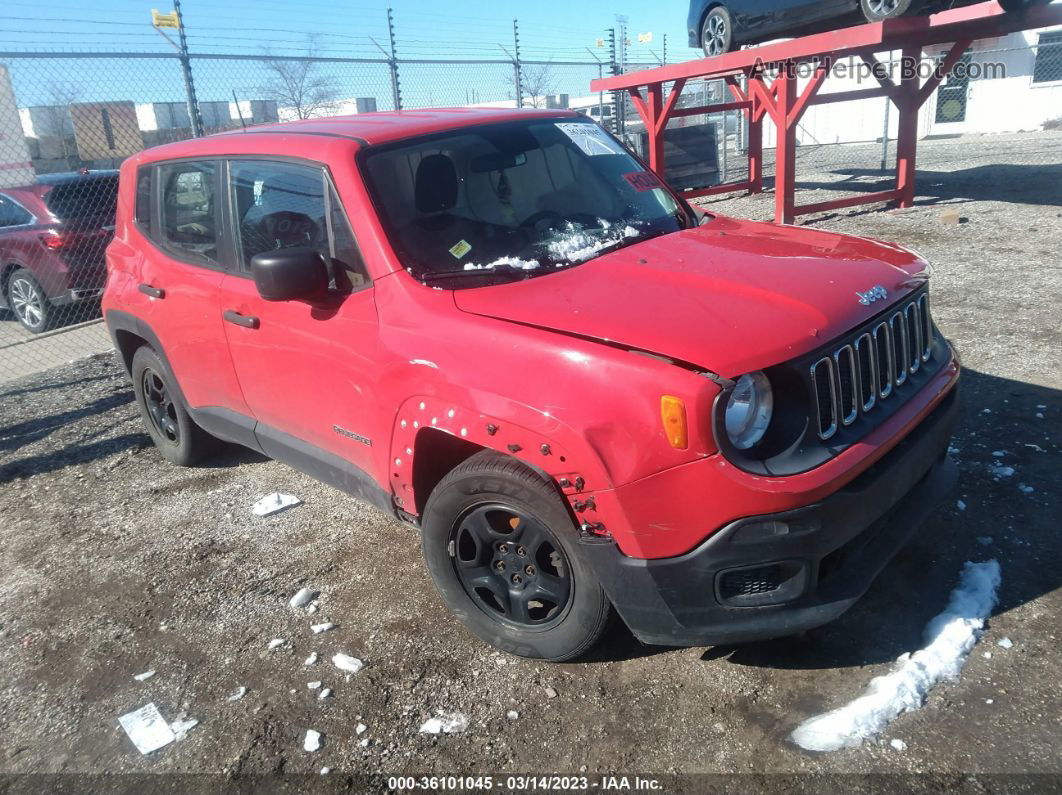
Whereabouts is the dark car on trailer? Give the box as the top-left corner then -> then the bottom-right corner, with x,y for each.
688,0 -> 1051,57
0,169 -> 119,333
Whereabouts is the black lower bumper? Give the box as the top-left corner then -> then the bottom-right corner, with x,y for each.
581,388 -> 959,647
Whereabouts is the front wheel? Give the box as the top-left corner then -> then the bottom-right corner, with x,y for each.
860,0 -> 915,21
421,451 -> 612,661
701,6 -> 734,58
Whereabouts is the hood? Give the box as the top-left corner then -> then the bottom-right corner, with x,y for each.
453,215 -> 928,378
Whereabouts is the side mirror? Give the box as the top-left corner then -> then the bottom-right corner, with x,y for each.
250,246 -> 329,302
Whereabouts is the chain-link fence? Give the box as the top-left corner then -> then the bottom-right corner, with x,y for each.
0,28 -> 1059,386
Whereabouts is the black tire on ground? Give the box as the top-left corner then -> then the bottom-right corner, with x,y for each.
860,0 -> 915,22
701,6 -> 734,58
130,345 -> 216,466
997,0 -> 1049,12
7,268 -> 53,334
421,451 -> 613,661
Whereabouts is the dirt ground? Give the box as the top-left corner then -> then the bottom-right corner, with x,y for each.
1,132 -> 1061,792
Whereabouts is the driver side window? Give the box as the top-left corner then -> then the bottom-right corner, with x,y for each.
230,159 -> 368,291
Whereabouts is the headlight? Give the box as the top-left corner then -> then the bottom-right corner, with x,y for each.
725,371 -> 773,450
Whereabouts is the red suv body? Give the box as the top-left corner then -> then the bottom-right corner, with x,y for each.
104,109 -> 959,660
1,171 -> 118,332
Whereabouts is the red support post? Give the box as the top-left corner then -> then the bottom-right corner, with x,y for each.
773,69 -> 797,224
895,44 -> 922,209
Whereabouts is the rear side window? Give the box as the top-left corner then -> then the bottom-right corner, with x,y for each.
44,177 -> 118,221
134,167 -> 152,231
159,161 -> 218,264
0,194 -> 33,227
230,159 -> 368,291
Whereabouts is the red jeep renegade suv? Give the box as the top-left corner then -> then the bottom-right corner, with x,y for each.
104,109 -> 959,661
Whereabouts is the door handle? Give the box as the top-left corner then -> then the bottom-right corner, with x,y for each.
223,309 -> 260,329
138,283 -> 165,299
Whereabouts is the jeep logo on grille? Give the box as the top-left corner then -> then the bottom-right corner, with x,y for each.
856,285 -> 888,306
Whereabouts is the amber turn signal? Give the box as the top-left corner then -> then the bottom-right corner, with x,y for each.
660,395 -> 688,449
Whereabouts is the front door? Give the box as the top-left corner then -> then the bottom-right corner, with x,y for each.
216,158 -> 382,480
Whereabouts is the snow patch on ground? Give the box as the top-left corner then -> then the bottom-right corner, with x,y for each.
790,559 -> 1001,752
252,492 -> 301,517
419,712 -> 469,734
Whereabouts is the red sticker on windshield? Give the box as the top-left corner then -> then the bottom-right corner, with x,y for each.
623,171 -> 663,192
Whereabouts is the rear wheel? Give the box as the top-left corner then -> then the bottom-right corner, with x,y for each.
131,346 -> 216,466
860,0 -> 915,21
7,269 -> 52,334
421,451 -> 612,661
701,6 -> 734,58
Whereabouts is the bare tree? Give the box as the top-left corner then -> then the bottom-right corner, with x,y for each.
505,63 -> 557,109
257,38 -> 340,120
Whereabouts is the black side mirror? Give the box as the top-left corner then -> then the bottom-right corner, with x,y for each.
250,246 -> 329,302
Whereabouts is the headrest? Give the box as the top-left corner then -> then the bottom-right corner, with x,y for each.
414,154 -> 458,214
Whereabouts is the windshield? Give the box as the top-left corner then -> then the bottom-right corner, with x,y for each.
360,119 -> 692,285
44,177 -> 119,221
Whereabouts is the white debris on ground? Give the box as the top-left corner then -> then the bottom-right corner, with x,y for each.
320,767 -> 331,775
252,492 -> 301,517
991,450 -> 1006,457
319,688 -> 332,700
268,639 -> 285,650
956,500 -> 967,511
356,723 -> 367,735
990,464 -> 1015,479
228,687 -> 247,702
983,651 -> 992,659
118,703 -> 176,755
332,653 -> 364,674
304,652 -> 318,666
360,737 -> 371,747
977,536 -> 993,546
419,712 -> 469,735
998,637 -> 1014,649
304,729 -> 322,752
1018,483 -> 1035,494
790,559 -> 1001,752
311,622 -> 336,634
133,670 -> 156,682
171,717 -> 199,741
506,710 -> 520,720
307,681 -> 322,690
890,738 -> 908,752
289,587 -> 317,609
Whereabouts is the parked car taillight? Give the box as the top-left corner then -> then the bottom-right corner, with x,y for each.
38,231 -> 68,250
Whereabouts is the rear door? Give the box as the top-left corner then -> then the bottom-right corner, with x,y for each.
216,158 -> 381,477
135,159 -> 251,418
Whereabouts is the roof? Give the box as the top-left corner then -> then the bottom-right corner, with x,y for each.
217,107 -> 581,146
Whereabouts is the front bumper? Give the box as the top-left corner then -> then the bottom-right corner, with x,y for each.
579,387 -> 958,647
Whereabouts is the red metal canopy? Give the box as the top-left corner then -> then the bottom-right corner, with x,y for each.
591,1 -> 1062,224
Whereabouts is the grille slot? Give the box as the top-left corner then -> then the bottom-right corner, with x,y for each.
718,565 -> 783,599
811,293 -> 934,440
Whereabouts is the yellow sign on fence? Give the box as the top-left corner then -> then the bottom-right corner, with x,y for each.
151,9 -> 180,29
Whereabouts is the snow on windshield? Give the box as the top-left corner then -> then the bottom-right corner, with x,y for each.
459,220 -> 641,272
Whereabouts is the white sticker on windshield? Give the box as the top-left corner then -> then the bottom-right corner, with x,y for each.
555,123 -> 626,156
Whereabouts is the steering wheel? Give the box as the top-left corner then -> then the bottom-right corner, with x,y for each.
520,210 -> 566,232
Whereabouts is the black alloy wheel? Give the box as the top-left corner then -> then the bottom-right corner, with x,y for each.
451,503 -> 572,628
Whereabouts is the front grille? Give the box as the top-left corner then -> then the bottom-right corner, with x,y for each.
811,293 -> 932,440
718,565 -> 783,599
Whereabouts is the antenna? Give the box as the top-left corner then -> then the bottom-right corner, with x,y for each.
232,90 -> 246,130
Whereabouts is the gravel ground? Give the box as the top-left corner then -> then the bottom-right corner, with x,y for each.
0,131 -> 1060,791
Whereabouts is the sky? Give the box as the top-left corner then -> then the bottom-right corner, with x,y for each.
0,0 -> 694,62
0,0 -> 696,112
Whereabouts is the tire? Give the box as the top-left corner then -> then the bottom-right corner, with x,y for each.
421,451 -> 612,661
7,268 -> 53,334
860,0 -> 915,21
701,6 -> 734,58
130,346 -> 216,466
997,0 -> 1048,12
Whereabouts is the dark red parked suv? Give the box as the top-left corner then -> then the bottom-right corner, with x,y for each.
104,109 -> 959,661
0,170 -> 118,333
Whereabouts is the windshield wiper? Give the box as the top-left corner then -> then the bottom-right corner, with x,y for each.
420,263 -> 543,284
574,227 -> 671,262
